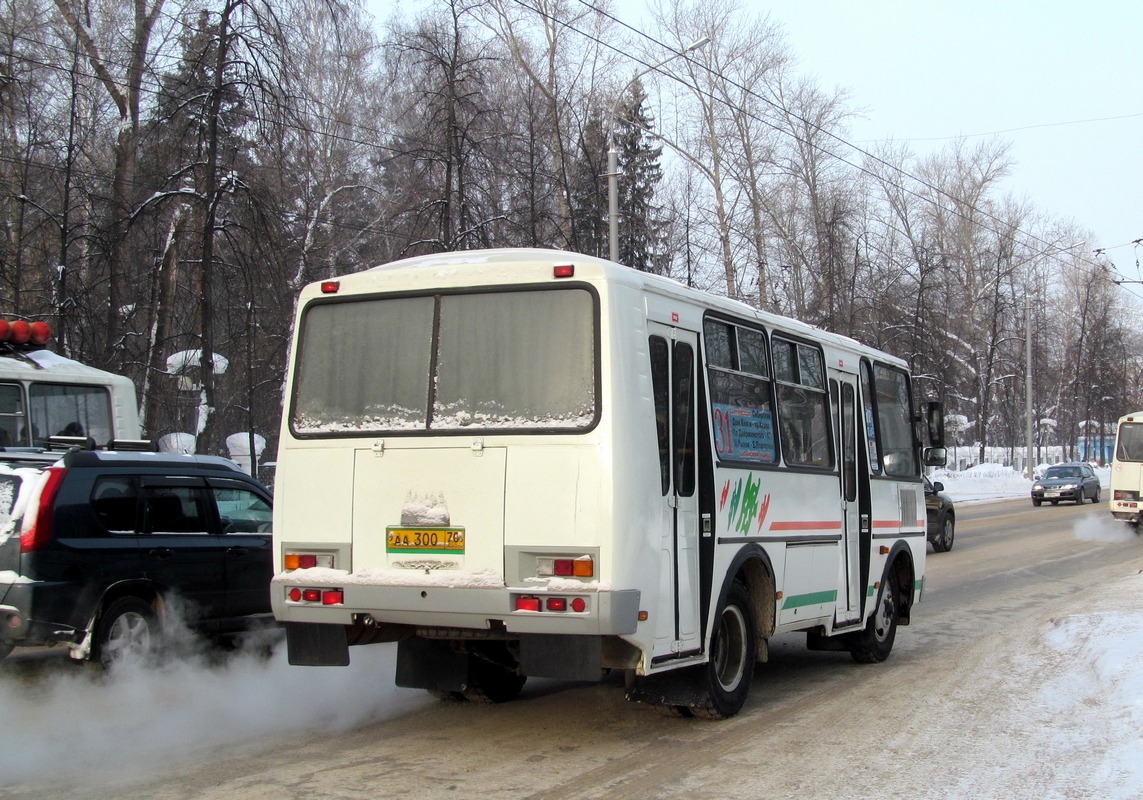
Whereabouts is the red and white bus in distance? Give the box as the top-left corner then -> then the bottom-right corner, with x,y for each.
0,319 -> 141,449
271,249 -> 946,718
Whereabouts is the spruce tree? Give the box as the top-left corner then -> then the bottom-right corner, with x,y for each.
614,78 -> 667,273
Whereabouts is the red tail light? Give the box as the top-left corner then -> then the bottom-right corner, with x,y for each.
515,596 -> 542,612
20,467 -> 67,553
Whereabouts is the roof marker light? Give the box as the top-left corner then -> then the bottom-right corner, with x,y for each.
553,264 -> 574,278
9,320 -> 31,345
320,281 -> 340,294
29,321 -> 51,345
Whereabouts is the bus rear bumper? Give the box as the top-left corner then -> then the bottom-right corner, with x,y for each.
271,579 -> 642,638
1110,505 -> 1139,524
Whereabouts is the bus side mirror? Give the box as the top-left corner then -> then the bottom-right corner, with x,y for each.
923,447 -> 947,467
925,402 -> 945,448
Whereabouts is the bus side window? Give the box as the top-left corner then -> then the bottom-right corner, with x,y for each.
860,361 -> 881,475
772,338 -> 832,469
0,383 -> 25,447
649,336 -> 671,495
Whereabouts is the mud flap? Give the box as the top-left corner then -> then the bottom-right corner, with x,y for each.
519,634 -> 603,681
395,637 -> 468,691
625,664 -> 709,708
285,622 -> 350,666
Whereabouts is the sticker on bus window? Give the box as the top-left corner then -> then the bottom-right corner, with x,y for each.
712,403 -> 776,463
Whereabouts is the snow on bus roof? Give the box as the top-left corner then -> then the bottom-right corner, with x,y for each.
0,348 -> 135,385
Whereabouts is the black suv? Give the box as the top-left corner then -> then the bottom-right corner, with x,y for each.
0,447 -> 274,666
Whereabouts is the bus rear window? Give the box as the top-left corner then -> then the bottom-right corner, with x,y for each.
292,288 -> 597,435
1116,422 -> 1143,462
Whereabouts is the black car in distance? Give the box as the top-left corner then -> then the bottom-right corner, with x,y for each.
0,445 -> 274,667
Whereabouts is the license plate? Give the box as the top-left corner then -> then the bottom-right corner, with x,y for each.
1045,491 -> 1060,498
386,527 -> 465,553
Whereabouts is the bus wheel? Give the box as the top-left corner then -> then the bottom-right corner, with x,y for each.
692,581 -> 755,720
850,571 -> 899,664
462,653 -> 526,704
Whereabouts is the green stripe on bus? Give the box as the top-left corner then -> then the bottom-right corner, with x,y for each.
782,590 -> 838,609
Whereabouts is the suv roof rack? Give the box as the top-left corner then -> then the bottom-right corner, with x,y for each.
44,435 -> 98,451
41,436 -> 158,453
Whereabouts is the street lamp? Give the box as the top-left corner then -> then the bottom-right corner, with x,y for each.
608,35 -> 710,264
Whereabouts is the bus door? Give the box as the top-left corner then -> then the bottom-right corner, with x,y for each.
648,323 -> 702,659
831,375 -> 865,625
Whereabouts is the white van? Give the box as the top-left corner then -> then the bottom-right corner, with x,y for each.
0,320 -> 141,448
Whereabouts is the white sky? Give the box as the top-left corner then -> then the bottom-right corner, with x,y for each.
616,0 -> 1143,276
762,1 -> 1143,272
367,0 -> 1143,288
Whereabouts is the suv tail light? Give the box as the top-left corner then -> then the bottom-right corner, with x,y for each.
20,466 -> 67,553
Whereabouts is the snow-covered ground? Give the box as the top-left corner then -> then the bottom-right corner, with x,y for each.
0,464 -> 1139,797
932,463 -> 1143,798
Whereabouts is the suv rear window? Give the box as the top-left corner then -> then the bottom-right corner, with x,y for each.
92,477 -> 137,533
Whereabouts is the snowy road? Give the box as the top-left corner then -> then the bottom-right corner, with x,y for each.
2,498 -> 1141,799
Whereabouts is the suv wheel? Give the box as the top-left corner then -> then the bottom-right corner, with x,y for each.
95,597 -> 157,669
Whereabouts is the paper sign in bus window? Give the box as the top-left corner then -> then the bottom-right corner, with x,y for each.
713,403 -> 776,463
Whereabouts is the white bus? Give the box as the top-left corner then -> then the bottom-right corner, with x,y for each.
0,320 -> 141,449
1110,411 -> 1143,526
271,249 -> 945,718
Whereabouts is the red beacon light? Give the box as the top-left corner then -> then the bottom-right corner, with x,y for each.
0,318 -> 52,347
29,321 -> 51,345
553,264 -> 575,279
320,281 -> 340,294
8,320 -> 31,345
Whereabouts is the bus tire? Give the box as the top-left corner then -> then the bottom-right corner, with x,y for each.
691,581 -> 755,720
850,570 -> 898,664
462,654 -> 526,704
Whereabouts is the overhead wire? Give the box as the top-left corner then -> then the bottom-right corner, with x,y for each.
546,0 -> 1139,294
6,0 -> 1141,297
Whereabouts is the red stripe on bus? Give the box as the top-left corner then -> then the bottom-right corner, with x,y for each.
769,520 -> 843,531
